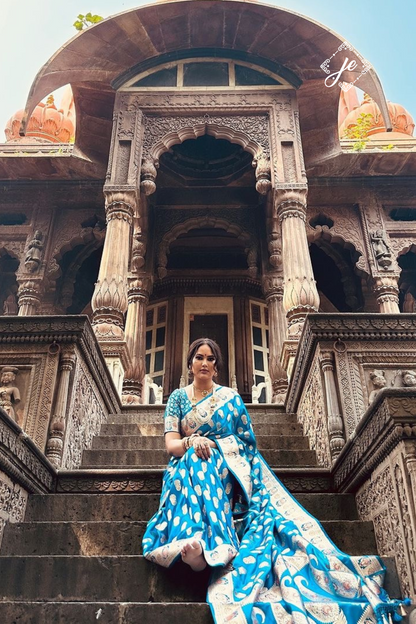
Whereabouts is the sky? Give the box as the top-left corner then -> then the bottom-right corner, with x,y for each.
0,0 -> 415,137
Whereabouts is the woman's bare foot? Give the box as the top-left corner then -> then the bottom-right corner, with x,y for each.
181,540 -> 207,571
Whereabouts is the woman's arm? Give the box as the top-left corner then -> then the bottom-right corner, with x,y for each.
165,431 -> 217,459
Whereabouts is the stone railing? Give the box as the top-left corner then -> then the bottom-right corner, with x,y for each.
287,313 -> 416,468
0,316 -> 121,470
333,389 -> 416,600
0,405 -> 56,547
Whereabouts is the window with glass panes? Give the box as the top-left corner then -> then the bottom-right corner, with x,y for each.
145,302 -> 167,386
250,302 -> 269,402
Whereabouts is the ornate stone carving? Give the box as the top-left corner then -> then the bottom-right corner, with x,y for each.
262,272 -> 288,404
297,358 -> 331,468
61,356 -> 108,470
140,158 -> 158,196
0,366 -> 21,423
131,228 -> 146,273
142,113 -> 270,161
123,275 -> 152,405
252,155 -> 272,195
91,191 -> 135,340
0,470 -> 28,546
275,187 -> 320,335
306,206 -> 369,275
319,351 -> 345,460
368,369 -> 387,404
356,455 -> 416,599
370,230 -> 393,269
45,347 -> 76,469
3,293 -> 18,316
24,230 -> 44,273
372,275 -> 400,313
17,278 -> 43,315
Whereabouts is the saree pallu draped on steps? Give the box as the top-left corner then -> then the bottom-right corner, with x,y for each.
142,386 -> 403,624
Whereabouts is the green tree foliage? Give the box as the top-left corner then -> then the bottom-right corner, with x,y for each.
342,112 -> 374,152
73,13 -> 103,31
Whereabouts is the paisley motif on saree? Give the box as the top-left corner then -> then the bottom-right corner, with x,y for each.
142,386 -> 403,624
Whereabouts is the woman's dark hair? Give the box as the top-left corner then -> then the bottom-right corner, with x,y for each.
187,337 -> 223,373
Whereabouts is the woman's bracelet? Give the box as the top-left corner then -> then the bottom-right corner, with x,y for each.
182,433 -> 200,452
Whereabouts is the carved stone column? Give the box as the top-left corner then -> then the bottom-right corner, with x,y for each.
122,275 -> 151,405
319,351 -> 345,461
275,187 -> 320,336
262,273 -> 288,405
45,347 -> 76,468
373,275 -> 400,314
17,279 -> 43,315
91,190 -> 135,339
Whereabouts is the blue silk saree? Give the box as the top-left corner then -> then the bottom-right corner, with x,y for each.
142,385 -> 404,624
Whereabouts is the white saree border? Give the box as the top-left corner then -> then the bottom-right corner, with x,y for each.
260,455 -> 386,599
216,435 -> 253,501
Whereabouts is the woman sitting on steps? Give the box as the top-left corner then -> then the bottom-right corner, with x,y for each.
143,337 -> 407,624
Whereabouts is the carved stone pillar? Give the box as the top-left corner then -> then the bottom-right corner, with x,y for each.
91,190 -> 135,339
373,275 -> 400,314
45,347 -> 76,468
319,351 -> 345,461
275,187 -> 320,336
122,276 -> 151,404
17,279 -> 43,315
262,274 -> 288,405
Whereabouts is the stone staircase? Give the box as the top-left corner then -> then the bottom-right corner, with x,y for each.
0,405 -> 406,623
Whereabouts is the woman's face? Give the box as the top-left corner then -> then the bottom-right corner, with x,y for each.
191,344 -> 217,383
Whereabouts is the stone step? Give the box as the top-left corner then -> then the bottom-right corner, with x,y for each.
91,434 -> 309,451
0,555 -> 402,604
100,421 -> 304,437
23,493 -> 358,523
107,412 -> 298,426
56,467 -> 333,495
0,602 -> 213,624
115,404 -> 288,418
0,555 -> 209,602
0,600 -> 411,624
80,448 -> 317,468
1,519 -> 375,557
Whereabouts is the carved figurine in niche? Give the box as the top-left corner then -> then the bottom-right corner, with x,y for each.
25,230 -> 44,273
368,369 -> 387,404
0,366 -> 21,423
402,370 -> 416,387
370,230 -> 392,269
131,229 -> 146,272
3,291 -> 18,315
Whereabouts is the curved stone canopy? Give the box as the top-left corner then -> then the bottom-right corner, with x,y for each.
21,0 -> 392,170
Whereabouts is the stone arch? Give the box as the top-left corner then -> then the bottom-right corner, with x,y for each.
396,243 -> 416,312
307,228 -> 367,312
141,115 -> 271,195
156,215 -> 257,279
307,224 -> 369,279
0,247 -> 20,315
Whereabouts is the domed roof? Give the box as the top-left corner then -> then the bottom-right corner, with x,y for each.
17,0 -> 392,167
5,88 -> 75,144
339,93 -> 414,139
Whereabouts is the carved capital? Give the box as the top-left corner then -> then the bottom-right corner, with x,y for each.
373,276 -> 400,313
319,350 -> 335,373
253,156 -> 272,195
140,157 -> 158,196
17,279 -> 43,314
131,229 -> 147,273
274,186 -> 308,221
104,191 -> 135,224
267,232 -> 281,269
127,276 -> 152,303
262,273 -> 284,300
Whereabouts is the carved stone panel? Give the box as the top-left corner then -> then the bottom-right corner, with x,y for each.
296,357 -> 331,468
0,470 -> 28,548
61,353 -> 108,470
356,446 -> 416,599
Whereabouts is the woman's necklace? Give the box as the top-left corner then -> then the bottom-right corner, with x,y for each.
193,384 -> 212,397
191,383 -> 217,421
